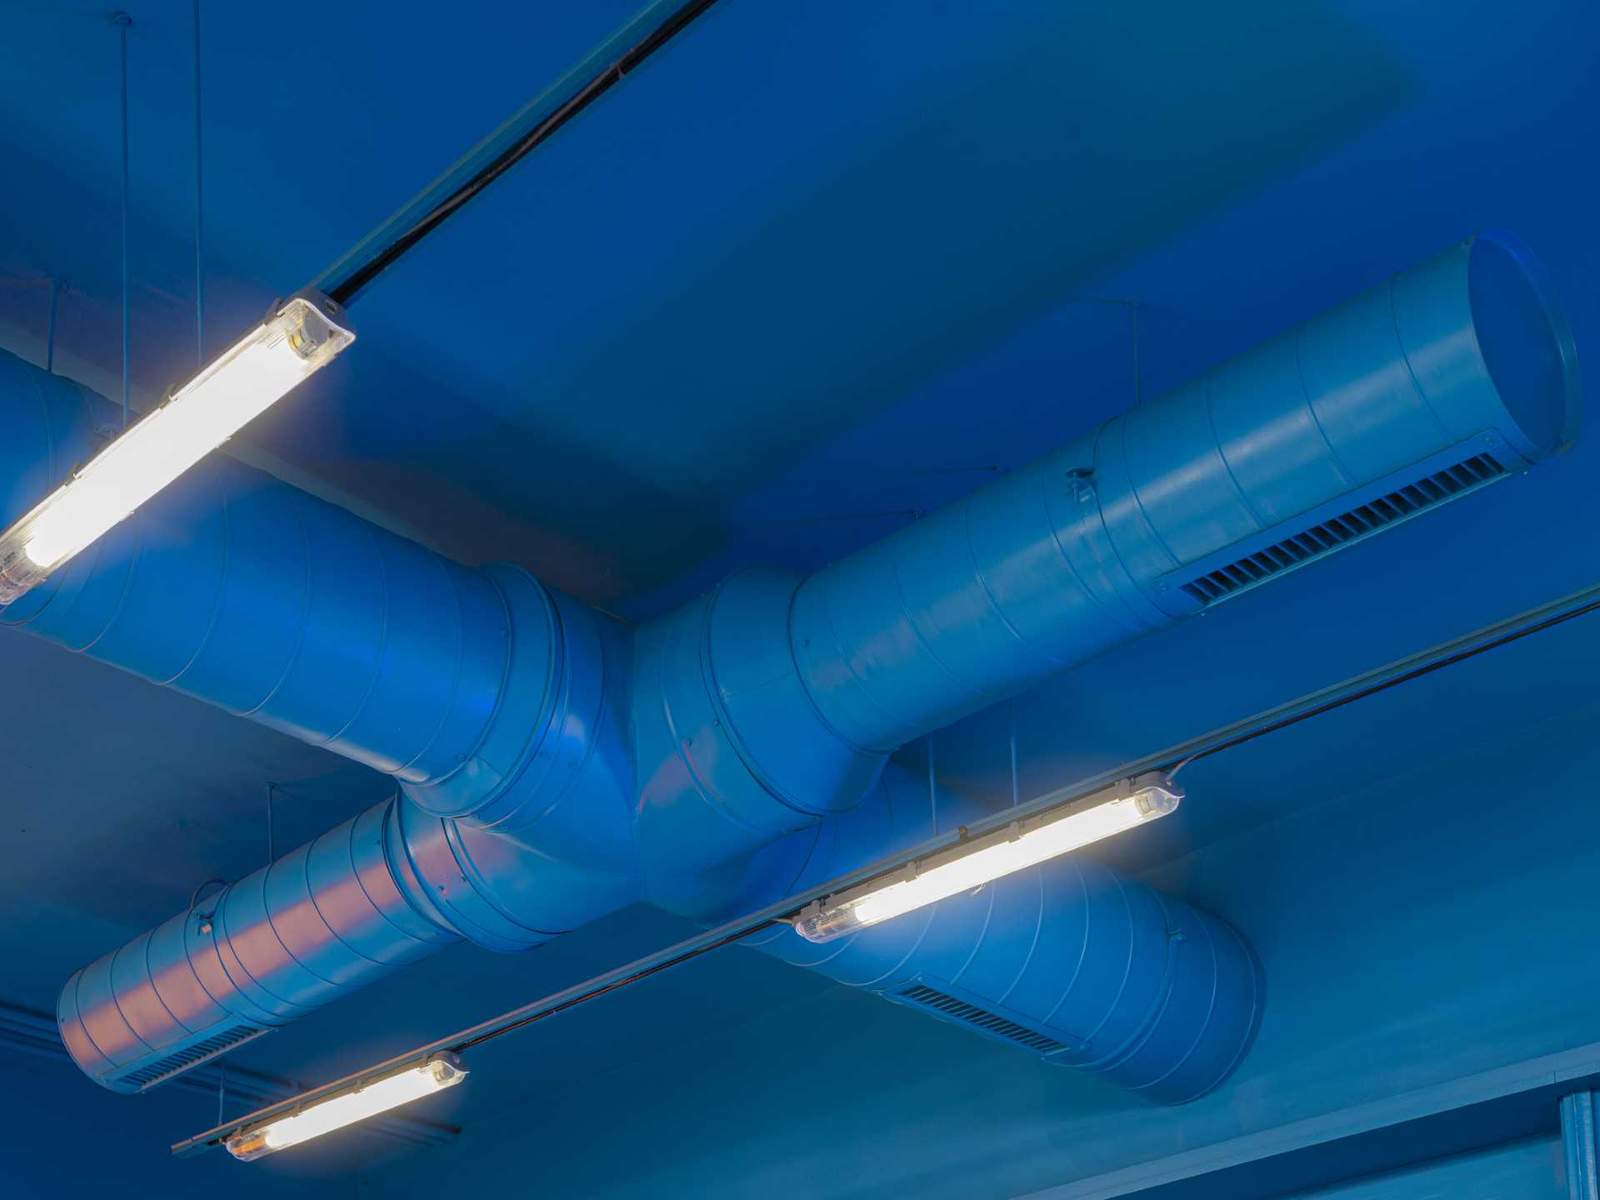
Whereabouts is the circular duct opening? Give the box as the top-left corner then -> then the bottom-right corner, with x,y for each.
1468,233 -> 1580,458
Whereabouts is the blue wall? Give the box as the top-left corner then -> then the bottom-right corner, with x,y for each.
1299,1140 -> 1562,1200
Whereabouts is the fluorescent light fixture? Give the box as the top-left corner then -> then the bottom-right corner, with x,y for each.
793,773 -> 1182,943
225,1055 -> 466,1161
0,296 -> 353,605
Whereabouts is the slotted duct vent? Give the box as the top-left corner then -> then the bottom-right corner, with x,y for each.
892,982 -> 1067,1054
115,1024 -> 268,1092
1178,453 -> 1508,606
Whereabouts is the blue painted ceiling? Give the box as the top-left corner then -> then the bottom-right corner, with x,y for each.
0,1 -> 1597,1196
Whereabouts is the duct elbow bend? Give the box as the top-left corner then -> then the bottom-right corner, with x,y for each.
633,569 -> 887,913
403,566 -> 639,877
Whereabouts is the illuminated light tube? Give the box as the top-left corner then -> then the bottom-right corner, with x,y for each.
225,1055 -> 466,1162
0,295 -> 353,605
792,773 -> 1182,943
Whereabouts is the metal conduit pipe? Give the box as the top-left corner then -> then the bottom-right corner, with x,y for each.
0,234 -> 1575,1097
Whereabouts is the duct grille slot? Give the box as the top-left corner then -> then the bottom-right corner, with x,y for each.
1178,453 -> 1507,606
115,1024 -> 267,1091
894,983 -> 1066,1054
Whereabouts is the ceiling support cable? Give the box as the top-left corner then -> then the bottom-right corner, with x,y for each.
112,11 -> 132,427
192,0 -> 205,366
44,278 -> 61,374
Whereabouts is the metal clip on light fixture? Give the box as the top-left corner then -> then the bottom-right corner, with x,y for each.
0,294 -> 353,605
793,772 -> 1183,943
224,1054 -> 466,1161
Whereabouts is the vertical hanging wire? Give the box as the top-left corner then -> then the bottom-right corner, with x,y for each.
44,278 -> 61,374
927,735 -> 938,834
1129,299 -> 1142,406
1008,703 -> 1020,808
265,783 -> 277,863
216,1061 -> 226,1125
113,11 -> 132,428
192,0 -> 204,366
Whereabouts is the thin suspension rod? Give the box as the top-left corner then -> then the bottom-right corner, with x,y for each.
113,11 -> 131,427
1129,300 -> 1142,405
192,0 -> 204,365
1008,704 -> 1019,808
45,278 -> 60,374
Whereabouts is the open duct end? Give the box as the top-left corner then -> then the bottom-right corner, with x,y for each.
1466,233 -> 1581,458
749,852 -> 1265,1106
1097,897 -> 1265,1105
741,769 -> 1264,1105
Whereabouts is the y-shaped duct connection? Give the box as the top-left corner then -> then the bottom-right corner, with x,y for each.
3,235 -> 1576,1102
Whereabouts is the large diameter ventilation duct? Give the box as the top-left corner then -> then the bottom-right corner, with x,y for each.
786,234 -> 1577,751
0,381 -> 638,878
2,235 -> 1575,1099
735,767 -> 1262,1105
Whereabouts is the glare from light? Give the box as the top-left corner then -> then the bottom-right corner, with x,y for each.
225,1055 -> 465,1162
0,296 -> 352,604
793,775 -> 1181,943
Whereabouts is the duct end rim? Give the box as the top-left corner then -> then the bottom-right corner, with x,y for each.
1466,231 -> 1581,460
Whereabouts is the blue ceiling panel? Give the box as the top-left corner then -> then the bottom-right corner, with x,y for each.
0,0 -> 1597,1196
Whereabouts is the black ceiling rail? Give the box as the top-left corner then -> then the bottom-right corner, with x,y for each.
319,0 -> 725,306
1167,589 -> 1600,777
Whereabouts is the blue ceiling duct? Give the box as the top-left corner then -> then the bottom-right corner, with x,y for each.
741,767 -> 1263,1104
1,234 -> 1575,1102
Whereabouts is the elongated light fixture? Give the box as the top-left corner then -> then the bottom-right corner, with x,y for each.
0,295 -> 353,605
225,1054 -> 466,1161
793,773 -> 1182,943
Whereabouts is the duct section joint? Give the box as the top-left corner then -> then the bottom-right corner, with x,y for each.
634,569 -> 886,911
